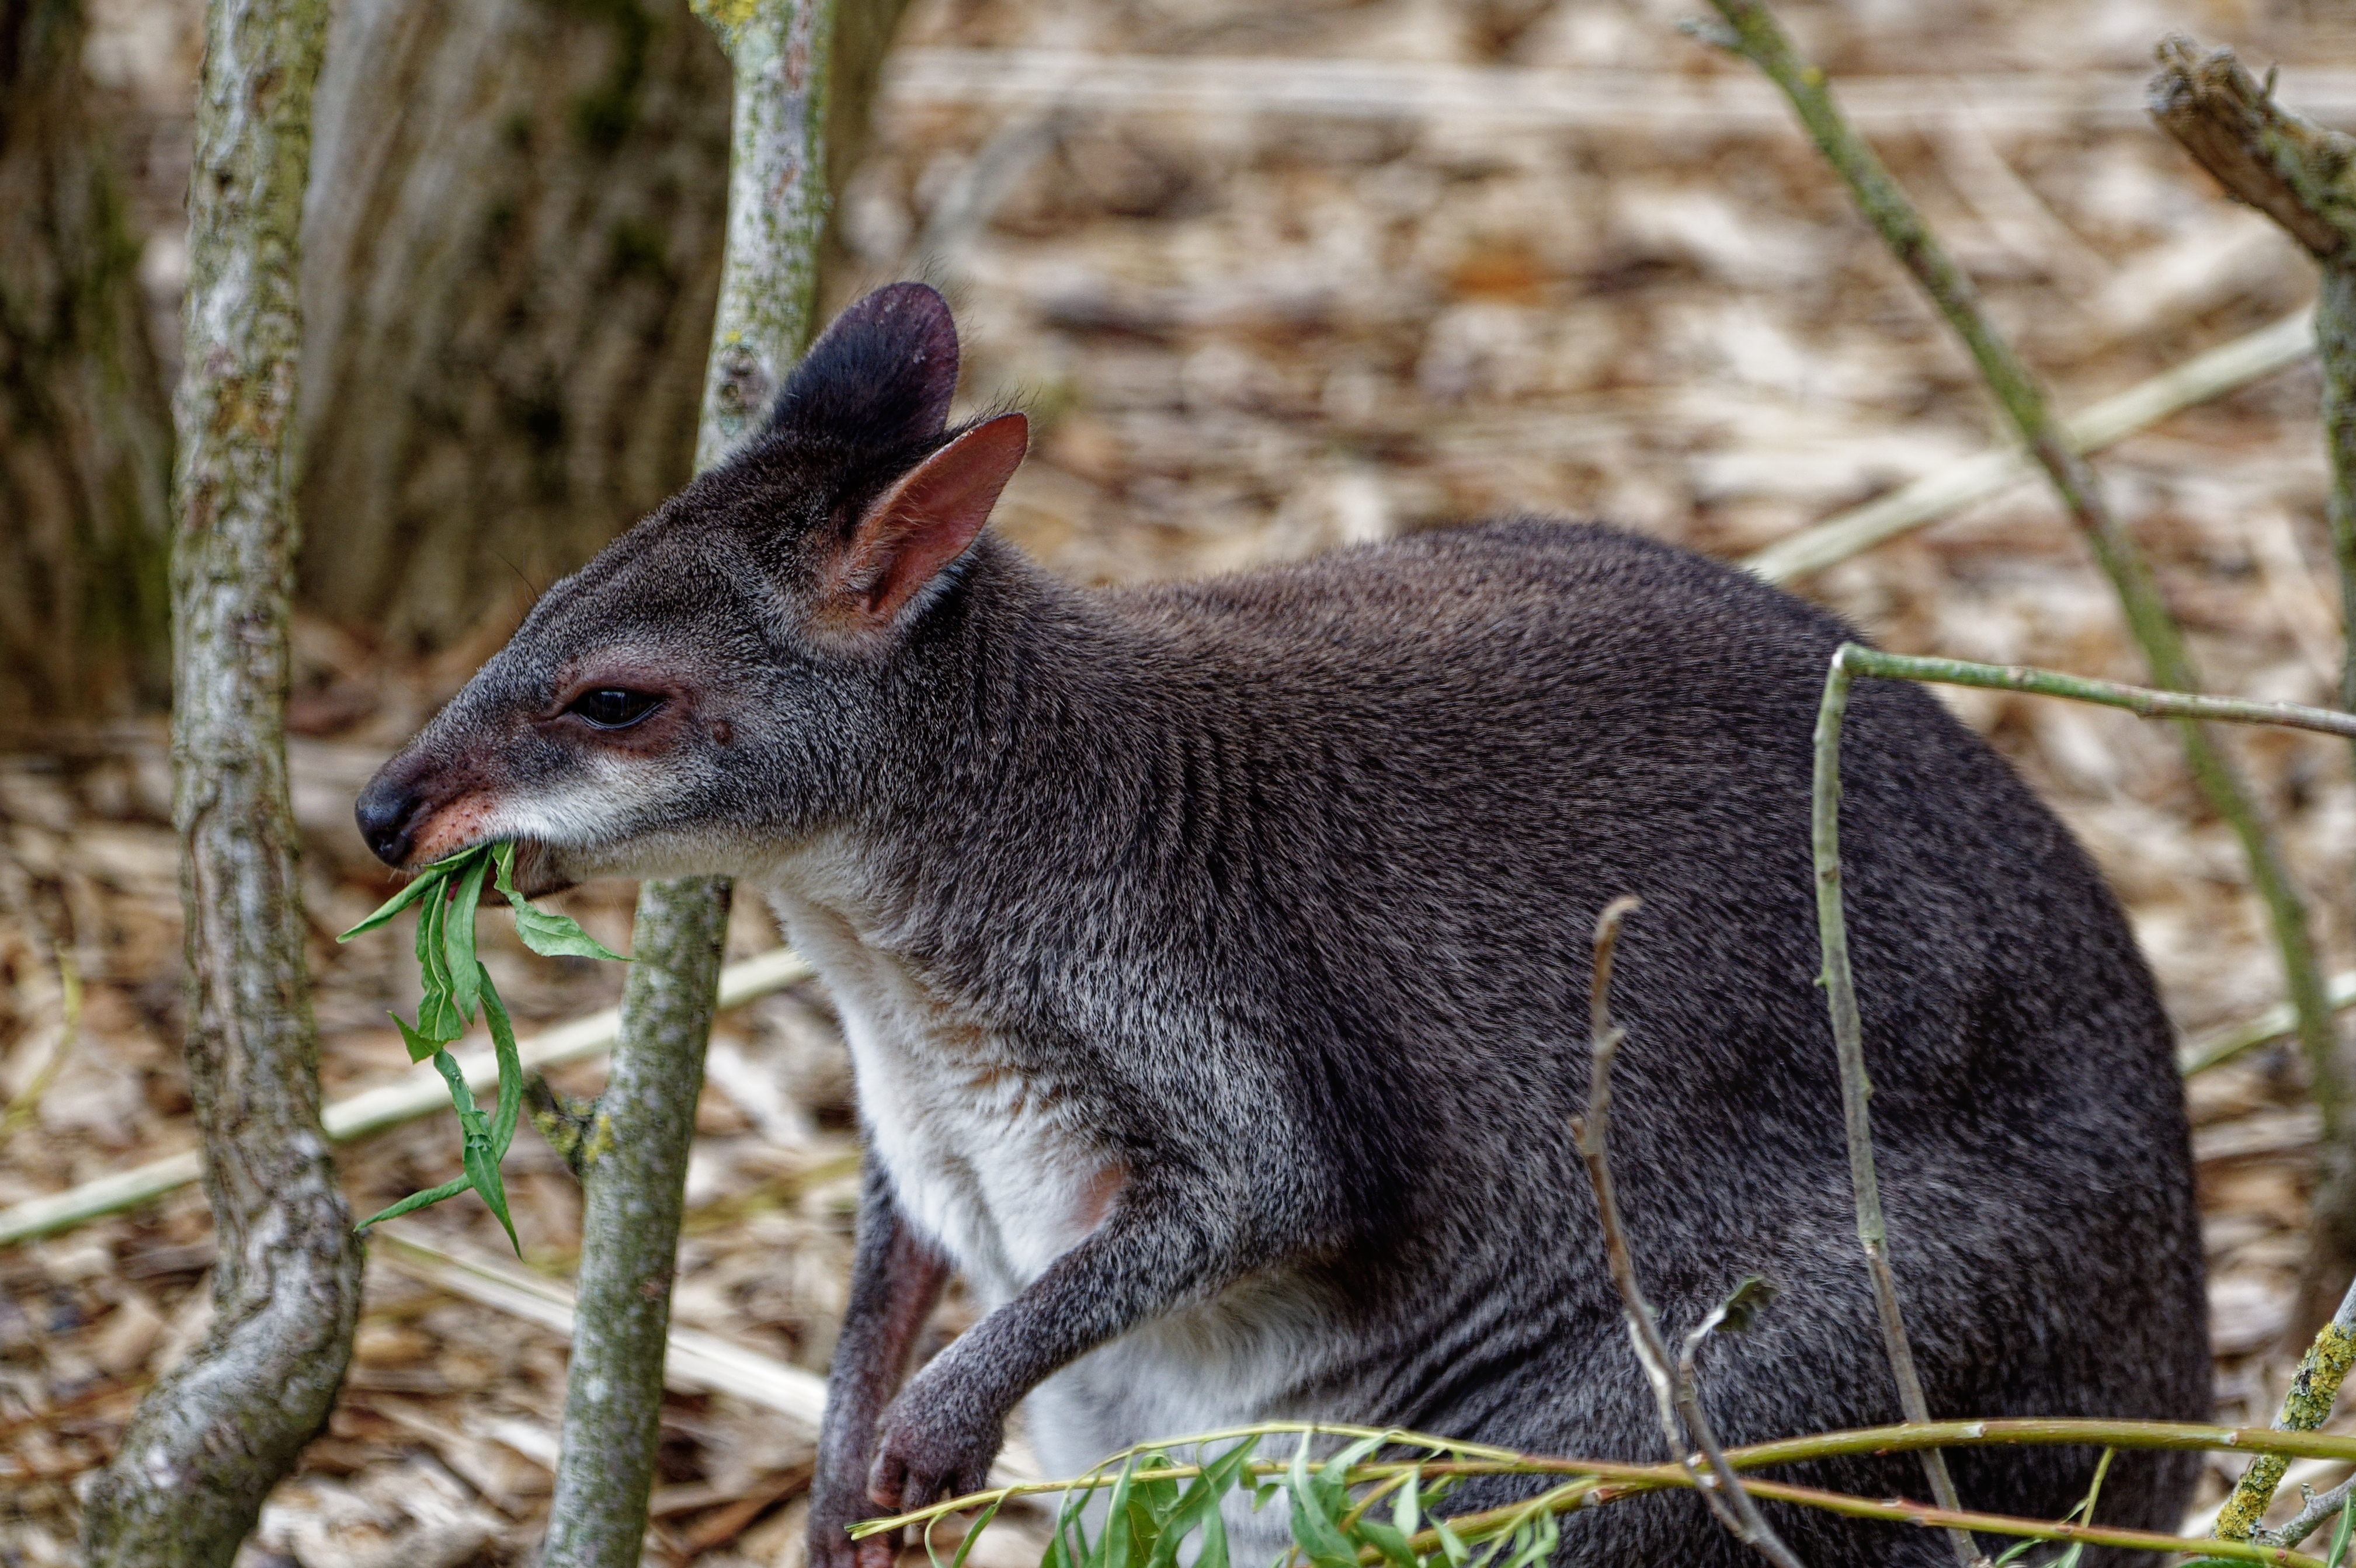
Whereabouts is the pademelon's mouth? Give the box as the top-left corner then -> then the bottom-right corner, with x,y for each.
501,837 -> 578,902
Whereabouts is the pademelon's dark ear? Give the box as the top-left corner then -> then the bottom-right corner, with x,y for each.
815,412 -> 1028,644
769,283 -> 959,447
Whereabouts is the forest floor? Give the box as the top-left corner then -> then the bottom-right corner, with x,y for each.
13,0 -> 2356,1563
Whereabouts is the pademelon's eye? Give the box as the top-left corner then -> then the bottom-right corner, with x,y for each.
568,688 -> 662,729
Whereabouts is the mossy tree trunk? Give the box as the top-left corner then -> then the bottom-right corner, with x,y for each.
0,0 -> 172,735
78,0 -> 365,1562
292,0 -> 912,656
293,0 -> 734,653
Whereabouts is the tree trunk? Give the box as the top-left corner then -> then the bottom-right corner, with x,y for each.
538,877 -> 735,1566
540,0 -> 850,1555
293,0 -> 734,653
0,0 -> 173,733
290,0 -> 913,655
79,0 -> 364,1561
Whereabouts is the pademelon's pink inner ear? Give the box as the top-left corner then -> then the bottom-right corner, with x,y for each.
825,412 -> 1029,633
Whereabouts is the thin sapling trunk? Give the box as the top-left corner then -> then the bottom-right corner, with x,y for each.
78,0 -> 360,1559
538,0 -> 842,1560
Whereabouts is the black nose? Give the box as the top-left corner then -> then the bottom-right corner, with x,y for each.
355,777 -> 422,867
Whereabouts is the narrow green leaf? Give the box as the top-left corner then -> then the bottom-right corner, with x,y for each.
1135,1457 -> 1183,1525
464,1133 -> 520,1257
415,890 -> 467,1042
1353,1521 -> 1419,1568
434,1050 -> 519,1256
1145,1438 -> 1257,1568
512,902 -> 630,962
2330,1499 -> 2354,1568
495,839 -> 628,959
415,875 -> 439,969
432,1049 -> 487,1133
415,986 -> 467,1045
1125,1456 -> 1182,1567
1099,1462 -> 1138,1568
1194,1494 -> 1228,1568
1493,1513 -> 1557,1568
1430,1514 -> 1468,1568
1287,1440 -> 1357,1568
355,1174 -> 472,1230
941,1497 -> 1003,1568
479,967 -> 523,1159
1394,1470 -> 1422,1539
338,863 -> 447,941
1319,1434 -> 1389,1493
391,1011 -> 443,1063
1047,1479 -> 1096,1568
442,851 -> 491,1025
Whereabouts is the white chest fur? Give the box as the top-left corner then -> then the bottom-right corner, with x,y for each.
758,855 -> 1118,1305
758,847 -> 1336,1507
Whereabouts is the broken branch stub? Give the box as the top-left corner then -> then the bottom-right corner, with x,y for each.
2149,37 -> 2356,260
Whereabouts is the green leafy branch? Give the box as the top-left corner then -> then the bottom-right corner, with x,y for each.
338,842 -> 626,1250
864,1418 -> 2356,1568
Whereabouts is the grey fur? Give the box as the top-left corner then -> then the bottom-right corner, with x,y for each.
358,284 -> 2206,1568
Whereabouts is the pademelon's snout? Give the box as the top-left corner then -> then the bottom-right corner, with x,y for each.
355,746 -> 495,871
355,767 -> 424,868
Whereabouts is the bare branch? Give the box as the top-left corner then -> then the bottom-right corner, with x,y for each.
1834,645 -> 2356,739
2149,38 -> 2356,1341
1574,896 -> 1809,1568
1701,0 -> 2342,1257
1829,642 -> 2356,1546
2273,1469 -> 2356,1551
1808,652 -> 1976,1567
2149,37 -> 2356,260
2215,1274 -> 2356,1542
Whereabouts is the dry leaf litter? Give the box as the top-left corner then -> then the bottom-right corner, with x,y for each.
12,0 -> 2356,1561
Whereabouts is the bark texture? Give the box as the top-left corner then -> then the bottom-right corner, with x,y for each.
540,878 -> 734,1566
542,1 -> 843,1558
0,0 -> 173,732
294,0 -> 733,652
78,0 -> 364,1562
291,0 -> 908,653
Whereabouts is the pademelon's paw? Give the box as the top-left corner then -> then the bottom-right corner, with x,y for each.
809,1459 -> 901,1568
867,1388 -> 1003,1513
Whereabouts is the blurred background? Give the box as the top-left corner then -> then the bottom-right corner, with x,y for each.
8,0 -> 2356,1562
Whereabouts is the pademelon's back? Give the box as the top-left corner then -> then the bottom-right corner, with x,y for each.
1103,519 -> 2205,1561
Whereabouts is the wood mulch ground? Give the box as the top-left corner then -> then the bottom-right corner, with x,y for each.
12,0 -> 2356,1562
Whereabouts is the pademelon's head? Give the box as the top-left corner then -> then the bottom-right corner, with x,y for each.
355,282 -> 1028,893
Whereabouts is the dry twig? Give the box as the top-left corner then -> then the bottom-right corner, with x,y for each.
1572,895 -> 1807,1568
